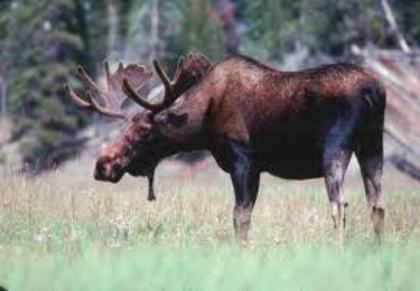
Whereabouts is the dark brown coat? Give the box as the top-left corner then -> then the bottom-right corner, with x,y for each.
87,55 -> 387,242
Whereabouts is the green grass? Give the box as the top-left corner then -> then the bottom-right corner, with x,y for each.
0,166 -> 419,290
1,240 -> 420,290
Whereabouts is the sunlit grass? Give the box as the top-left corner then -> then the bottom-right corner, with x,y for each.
0,162 -> 419,290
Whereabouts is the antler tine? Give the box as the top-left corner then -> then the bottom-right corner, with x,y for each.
76,66 -> 102,95
153,60 -> 172,92
104,60 -> 111,83
172,56 -> 185,83
68,62 -> 143,119
86,91 -> 126,119
64,84 -> 91,108
122,79 -> 162,112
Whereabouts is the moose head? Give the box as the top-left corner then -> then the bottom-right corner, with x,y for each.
65,52 -> 213,200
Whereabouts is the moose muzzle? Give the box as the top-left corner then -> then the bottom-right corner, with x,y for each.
94,158 -> 125,183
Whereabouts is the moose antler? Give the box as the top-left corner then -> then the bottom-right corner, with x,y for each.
123,53 -> 213,113
65,62 -> 153,119
122,57 -> 186,112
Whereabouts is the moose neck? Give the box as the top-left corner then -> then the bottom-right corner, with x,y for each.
153,82 -> 213,154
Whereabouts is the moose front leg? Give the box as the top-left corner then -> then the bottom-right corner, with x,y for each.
323,148 -> 352,242
228,141 -> 260,245
147,173 -> 156,201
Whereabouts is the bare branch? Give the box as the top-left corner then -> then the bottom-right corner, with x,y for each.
380,0 -> 411,53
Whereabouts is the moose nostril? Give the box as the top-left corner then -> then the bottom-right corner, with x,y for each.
96,162 -> 105,176
112,163 -> 122,173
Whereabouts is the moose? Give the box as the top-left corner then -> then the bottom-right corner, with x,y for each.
66,52 -> 386,243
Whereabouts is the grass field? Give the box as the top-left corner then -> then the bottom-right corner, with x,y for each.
0,157 -> 419,290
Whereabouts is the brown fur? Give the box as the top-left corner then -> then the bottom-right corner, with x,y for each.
157,56 -> 384,156
94,54 -> 387,243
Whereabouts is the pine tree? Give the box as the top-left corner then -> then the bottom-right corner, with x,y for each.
162,0 -> 225,67
0,0 -> 88,171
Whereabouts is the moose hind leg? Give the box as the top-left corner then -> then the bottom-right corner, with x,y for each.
356,143 -> 384,239
323,149 -> 352,240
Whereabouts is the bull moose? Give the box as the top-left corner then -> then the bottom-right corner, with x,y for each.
65,52 -> 386,243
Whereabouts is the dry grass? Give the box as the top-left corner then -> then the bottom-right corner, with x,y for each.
1,155 -> 419,252
0,155 -> 419,290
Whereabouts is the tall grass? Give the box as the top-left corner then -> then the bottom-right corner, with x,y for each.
0,160 -> 419,290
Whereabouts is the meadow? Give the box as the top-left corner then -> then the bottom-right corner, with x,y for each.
0,156 -> 419,290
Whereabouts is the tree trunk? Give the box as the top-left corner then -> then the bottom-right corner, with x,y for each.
295,2 -> 307,51
212,0 -> 240,56
107,0 -> 119,61
0,74 -> 6,119
149,0 -> 160,62
389,154 -> 420,181
380,0 -> 411,53
75,0 -> 95,74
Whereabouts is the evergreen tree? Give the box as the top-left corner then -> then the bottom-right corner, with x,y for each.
162,0 -> 225,67
0,0 -> 88,171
